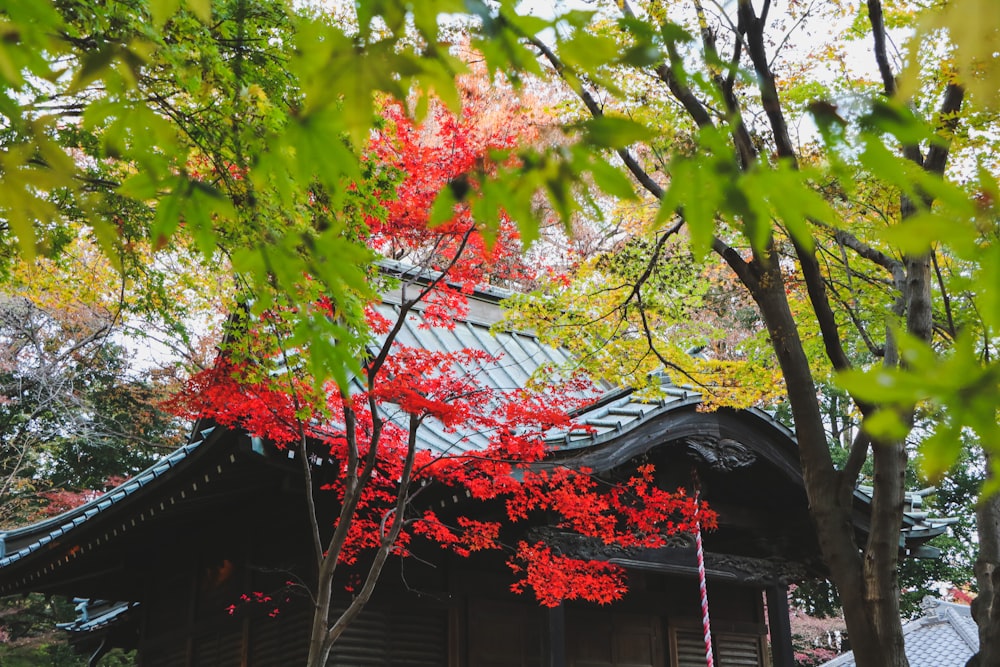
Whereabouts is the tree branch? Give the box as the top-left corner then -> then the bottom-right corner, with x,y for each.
932,251 -> 956,339
833,230 -> 903,275
526,34 -> 666,199
620,219 -> 685,307
657,48 -> 716,131
321,412 -> 421,657
840,429 -> 871,493
924,83 -> 965,176
712,237 -> 757,290
693,0 -> 756,167
737,0 -> 797,161
866,0 -> 897,97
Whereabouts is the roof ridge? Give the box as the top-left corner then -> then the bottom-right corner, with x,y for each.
943,606 -> 981,651
377,258 -> 517,303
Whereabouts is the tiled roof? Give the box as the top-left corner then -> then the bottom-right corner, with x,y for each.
56,599 -> 136,633
0,266 -> 952,591
370,296 -> 582,457
820,597 -> 979,667
852,485 -> 955,559
375,282 -> 713,457
543,381 -> 700,451
0,427 -> 217,564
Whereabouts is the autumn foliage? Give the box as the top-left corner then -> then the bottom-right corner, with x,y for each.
366,77 -> 544,291
167,89 -> 714,621
171,320 -> 713,607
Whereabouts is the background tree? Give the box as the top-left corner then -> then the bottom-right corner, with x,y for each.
0,233 -> 211,524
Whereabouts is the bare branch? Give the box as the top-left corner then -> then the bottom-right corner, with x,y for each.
526,34 -> 666,199
693,0 -> 756,167
656,48 -> 716,131
833,230 -> 903,274
932,251 -> 956,339
840,429 -> 871,498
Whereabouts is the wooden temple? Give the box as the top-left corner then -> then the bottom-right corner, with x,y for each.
0,275 -> 946,666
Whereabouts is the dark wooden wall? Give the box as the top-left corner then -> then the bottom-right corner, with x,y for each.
134,548 -> 769,667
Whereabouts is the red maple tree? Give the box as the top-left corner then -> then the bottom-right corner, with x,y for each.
168,87 -> 715,667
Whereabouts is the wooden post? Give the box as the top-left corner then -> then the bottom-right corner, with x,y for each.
547,603 -> 566,667
766,585 -> 795,667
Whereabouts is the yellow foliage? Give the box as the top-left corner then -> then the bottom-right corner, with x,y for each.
901,0 -> 1000,110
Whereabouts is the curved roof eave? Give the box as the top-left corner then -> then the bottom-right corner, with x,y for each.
0,425 -> 220,565
547,391 -> 948,554
544,389 -> 805,486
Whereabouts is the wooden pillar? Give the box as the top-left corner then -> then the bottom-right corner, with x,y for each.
766,585 -> 795,667
547,603 -> 566,667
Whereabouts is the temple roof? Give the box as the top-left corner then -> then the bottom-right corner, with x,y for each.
0,429 -> 215,565
0,270 -> 951,593
821,597 -> 979,667
57,599 -> 138,634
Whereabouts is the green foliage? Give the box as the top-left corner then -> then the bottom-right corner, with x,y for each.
833,116 -> 998,484
1,0 -> 667,391
840,330 -> 1000,486
579,116 -> 654,149
503,225 -> 785,410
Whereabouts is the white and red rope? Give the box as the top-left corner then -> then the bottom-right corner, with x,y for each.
694,490 -> 714,667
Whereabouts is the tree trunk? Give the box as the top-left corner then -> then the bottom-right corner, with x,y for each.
969,454 -> 1000,666
862,436 -> 908,667
741,252 -> 909,667
306,572 -> 334,667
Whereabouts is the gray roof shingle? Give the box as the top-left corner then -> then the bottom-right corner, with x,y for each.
821,598 -> 979,667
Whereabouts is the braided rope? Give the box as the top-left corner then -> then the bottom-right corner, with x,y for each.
695,491 -> 714,667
